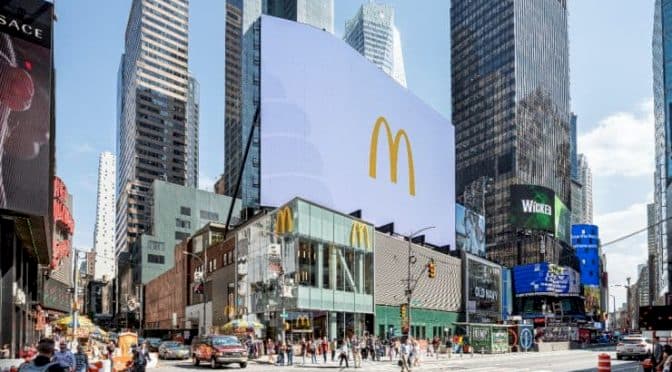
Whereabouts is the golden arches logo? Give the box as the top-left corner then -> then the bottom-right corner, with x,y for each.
350,221 -> 370,249
295,315 -> 310,328
275,206 -> 293,234
369,116 -> 416,196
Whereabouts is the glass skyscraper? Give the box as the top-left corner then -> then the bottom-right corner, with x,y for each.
344,3 -> 407,87
223,0 -> 334,207
116,0 -> 197,253
451,0 -> 571,268
652,0 -> 670,303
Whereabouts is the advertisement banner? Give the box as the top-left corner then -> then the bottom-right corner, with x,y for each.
554,196 -> 570,244
510,185 -> 555,233
584,286 -> 600,316
456,204 -> 485,257
0,0 -> 53,217
513,263 -> 580,296
466,255 -> 501,321
260,16 -> 455,246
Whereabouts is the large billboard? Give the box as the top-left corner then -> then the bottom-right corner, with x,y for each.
456,203 -> 485,257
510,185 -> 555,233
513,262 -> 580,296
554,196 -> 570,244
259,16 -> 455,246
572,224 -> 600,286
0,0 -> 53,217
465,253 -> 501,322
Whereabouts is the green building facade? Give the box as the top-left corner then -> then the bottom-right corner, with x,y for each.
376,305 -> 460,340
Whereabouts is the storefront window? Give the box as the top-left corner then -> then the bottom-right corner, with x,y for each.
364,251 -> 373,294
322,244 -> 330,289
296,240 -> 317,287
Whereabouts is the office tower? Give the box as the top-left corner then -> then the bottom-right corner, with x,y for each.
94,152 -> 116,281
570,113 -> 578,180
344,2 -> 407,87
653,0 -> 670,302
116,0 -> 193,255
648,202 -> 659,302
578,154 -> 593,224
451,0 -> 571,267
223,0 -> 334,206
186,74 -> 200,188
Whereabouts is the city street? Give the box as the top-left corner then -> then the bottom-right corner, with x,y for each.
155,349 -> 642,372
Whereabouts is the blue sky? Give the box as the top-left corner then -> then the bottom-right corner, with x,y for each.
54,1 -> 654,307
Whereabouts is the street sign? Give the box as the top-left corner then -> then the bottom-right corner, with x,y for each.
280,312 -> 288,319
520,327 -> 533,350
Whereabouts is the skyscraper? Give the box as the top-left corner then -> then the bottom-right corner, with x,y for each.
451,0 -> 571,267
116,0 -> 195,255
222,0 -> 334,206
344,2 -> 407,87
94,152 -> 116,281
648,202 -> 659,302
653,0 -> 670,303
578,154 -> 593,224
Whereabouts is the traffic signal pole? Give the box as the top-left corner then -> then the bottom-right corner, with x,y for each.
405,227 -> 436,336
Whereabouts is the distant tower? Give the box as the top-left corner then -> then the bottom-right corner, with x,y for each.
94,152 -> 116,280
344,2 -> 407,87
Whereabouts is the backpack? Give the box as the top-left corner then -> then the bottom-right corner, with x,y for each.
19,361 -> 59,372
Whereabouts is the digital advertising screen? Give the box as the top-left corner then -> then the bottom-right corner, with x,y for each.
513,262 -> 580,296
554,196 -> 571,244
510,185 -> 555,233
456,203 -> 485,257
584,285 -> 600,316
465,254 -> 501,320
0,0 -> 53,217
260,16 -> 455,246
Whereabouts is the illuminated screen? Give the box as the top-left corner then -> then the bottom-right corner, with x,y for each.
0,0 -> 53,217
260,16 -> 455,246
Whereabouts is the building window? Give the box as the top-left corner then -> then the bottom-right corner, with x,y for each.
148,240 -> 165,251
200,210 -> 219,220
296,240 -> 317,287
176,218 -> 191,229
148,254 -> 165,264
175,231 -> 190,241
181,206 -> 191,216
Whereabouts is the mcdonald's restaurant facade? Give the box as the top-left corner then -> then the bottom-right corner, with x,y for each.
240,198 -> 375,341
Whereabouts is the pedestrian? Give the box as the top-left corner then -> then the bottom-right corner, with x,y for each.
367,336 -> 375,361
266,338 -> 275,365
412,339 -> 421,368
321,337 -> 328,363
18,339 -> 63,372
654,337 -> 664,366
338,340 -> 349,368
399,337 -> 410,372
1,344 -> 10,359
106,341 -> 116,360
276,341 -> 285,366
53,341 -> 75,372
130,344 -> 147,372
300,338 -> 307,366
330,338 -> 337,362
74,345 -> 88,372
662,345 -> 672,372
286,340 -> 294,366
352,337 -> 362,368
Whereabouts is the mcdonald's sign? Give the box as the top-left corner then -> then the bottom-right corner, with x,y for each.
350,221 -> 371,249
294,315 -> 311,329
275,206 -> 293,234
369,116 -> 415,196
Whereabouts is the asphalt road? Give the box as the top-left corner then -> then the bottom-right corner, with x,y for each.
154,348 -> 643,372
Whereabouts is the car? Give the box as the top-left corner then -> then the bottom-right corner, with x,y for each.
616,335 -> 653,360
145,337 -> 163,352
191,335 -> 248,369
158,341 -> 190,360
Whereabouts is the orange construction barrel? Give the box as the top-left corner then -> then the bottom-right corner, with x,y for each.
597,353 -> 611,372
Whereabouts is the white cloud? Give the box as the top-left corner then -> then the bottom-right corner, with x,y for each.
595,202 -> 649,307
578,99 -> 654,177
72,143 -> 95,154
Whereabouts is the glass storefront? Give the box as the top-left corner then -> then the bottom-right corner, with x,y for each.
241,199 -> 375,341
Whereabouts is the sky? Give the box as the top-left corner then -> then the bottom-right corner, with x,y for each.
54,0 -> 654,309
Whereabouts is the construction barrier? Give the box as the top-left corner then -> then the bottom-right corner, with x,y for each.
597,353 -> 611,372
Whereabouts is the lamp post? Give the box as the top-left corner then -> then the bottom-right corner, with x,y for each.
406,226 -> 436,336
609,294 -> 616,332
183,250 -> 207,335
611,284 -> 630,332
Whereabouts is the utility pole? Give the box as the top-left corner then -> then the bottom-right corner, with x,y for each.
405,226 -> 436,336
626,277 -> 632,331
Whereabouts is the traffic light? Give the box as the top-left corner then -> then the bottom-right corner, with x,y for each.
400,303 -> 407,320
428,259 -> 436,278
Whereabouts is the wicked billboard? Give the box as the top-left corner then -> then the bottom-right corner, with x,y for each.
510,185 -> 555,233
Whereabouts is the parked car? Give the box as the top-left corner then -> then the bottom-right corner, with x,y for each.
145,337 -> 162,352
191,335 -> 248,369
616,335 -> 653,360
158,341 -> 190,360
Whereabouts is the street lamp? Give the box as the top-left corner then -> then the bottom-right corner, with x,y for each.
406,226 -> 436,336
611,284 -> 631,332
183,250 -> 207,335
608,294 -> 616,332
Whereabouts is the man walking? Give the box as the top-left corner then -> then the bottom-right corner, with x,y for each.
399,337 -> 411,372
653,336 -> 664,366
338,340 -> 349,368
18,339 -> 63,372
321,337 -> 328,364
352,337 -> 362,368
53,341 -> 75,372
